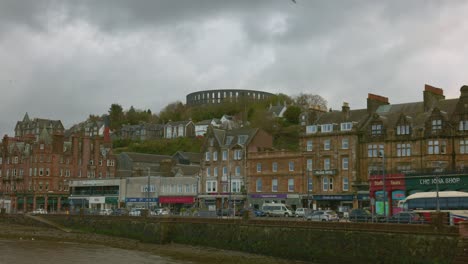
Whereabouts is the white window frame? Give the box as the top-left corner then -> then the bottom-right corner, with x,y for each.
288,178 -> 294,192
289,161 -> 295,171
323,177 -> 328,191
307,159 -> 313,171
324,139 -> 331,150
257,163 -> 262,172
343,177 -> 349,191
272,162 -> 278,172
460,139 -> 468,154
321,124 -> 333,133
324,158 -> 330,170
396,125 -> 410,135
307,140 -> 313,151
272,179 -> 278,192
306,125 -> 317,134
256,178 -> 262,192
460,120 -> 468,131
340,122 -> 352,131
342,138 -> 349,149
342,157 -> 349,170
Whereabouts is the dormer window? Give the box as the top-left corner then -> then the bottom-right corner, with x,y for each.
306,125 -> 317,134
396,125 -> 410,135
432,119 -> 442,131
321,124 -> 333,133
238,135 -> 248,144
340,122 -> 352,131
460,120 -> 468,131
226,136 -> 233,145
371,124 -> 383,135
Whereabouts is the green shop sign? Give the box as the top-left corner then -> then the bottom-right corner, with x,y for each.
105,197 -> 118,204
405,174 -> 468,191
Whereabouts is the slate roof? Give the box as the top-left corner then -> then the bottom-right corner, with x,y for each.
211,127 -> 259,147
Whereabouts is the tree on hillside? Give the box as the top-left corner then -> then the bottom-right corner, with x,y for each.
88,114 -> 101,122
158,101 -> 187,123
109,103 -> 124,130
294,93 -> 327,110
126,106 -> 138,125
283,105 -> 302,125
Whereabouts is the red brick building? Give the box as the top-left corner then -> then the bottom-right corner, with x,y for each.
0,115 -> 116,213
198,127 -> 273,211
247,150 -> 304,210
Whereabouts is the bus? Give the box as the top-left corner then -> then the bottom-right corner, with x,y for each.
399,191 -> 468,224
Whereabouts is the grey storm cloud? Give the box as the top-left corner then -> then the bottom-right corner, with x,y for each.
1,0 -> 468,135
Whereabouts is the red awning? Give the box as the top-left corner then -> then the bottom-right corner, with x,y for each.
159,196 -> 195,204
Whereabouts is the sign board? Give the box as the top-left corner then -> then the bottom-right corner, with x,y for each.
313,169 -> 337,176
125,197 -> 159,203
89,197 -> 105,204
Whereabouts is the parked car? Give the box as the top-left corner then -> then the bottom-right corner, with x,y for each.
305,210 -> 339,222
295,208 -> 311,218
349,209 -> 373,222
253,209 -> 267,217
99,209 -> 113,216
32,208 -> 47,215
152,208 -> 170,216
129,208 -> 145,216
261,203 -> 294,217
239,208 -> 267,217
111,208 -> 129,216
387,212 -> 424,224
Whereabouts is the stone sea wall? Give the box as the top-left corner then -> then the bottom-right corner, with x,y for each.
1,215 -> 460,263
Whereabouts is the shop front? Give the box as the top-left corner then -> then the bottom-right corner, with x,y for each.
159,196 -> 195,212
369,174 -> 406,217
405,173 -> 468,194
248,194 -> 301,210
125,197 -> 159,209
312,195 -> 354,211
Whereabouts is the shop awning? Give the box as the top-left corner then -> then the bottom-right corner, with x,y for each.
159,196 -> 194,204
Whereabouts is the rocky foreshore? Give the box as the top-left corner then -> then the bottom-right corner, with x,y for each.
0,222 -> 304,264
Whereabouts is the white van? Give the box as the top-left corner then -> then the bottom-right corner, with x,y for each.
261,203 -> 294,217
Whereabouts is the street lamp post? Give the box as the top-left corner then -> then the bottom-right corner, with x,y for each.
435,163 -> 442,213
307,170 -> 311,209
379,150 -> 387,222
228,171 -> 232,217
147,168 -> 150,211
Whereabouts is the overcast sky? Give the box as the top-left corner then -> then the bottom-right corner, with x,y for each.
1,0 -> 468,135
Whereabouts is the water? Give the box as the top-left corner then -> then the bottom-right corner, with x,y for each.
0,239 -> 189,264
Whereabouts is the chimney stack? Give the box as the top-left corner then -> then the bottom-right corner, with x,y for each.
367,93 -> 389,114
460,85 -> 468,98
52,133 -> 64,154
342,102 -> 350,119
423,84 -> 445,111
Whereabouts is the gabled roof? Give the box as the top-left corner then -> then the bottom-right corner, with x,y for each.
316,108 -> 368,126
374,98 -> 458,129
39,127 -> 52,144
195,119 -> 214,126
210,127 -> 259,148
268,105 -> 287,117
166,120 -> 193,126
173,151 -> 201,164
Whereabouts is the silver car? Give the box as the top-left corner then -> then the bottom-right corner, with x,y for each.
305,210 -> 339,222
295,208 -> 311,218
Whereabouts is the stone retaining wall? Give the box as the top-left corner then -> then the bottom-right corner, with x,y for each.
2,215 -> 461,263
